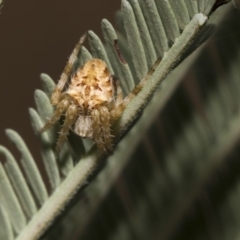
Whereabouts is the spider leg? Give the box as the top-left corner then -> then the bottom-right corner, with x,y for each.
111,56 -> 162,120
100,106 -> 113,151
123,56 -> 161,105
113,76 -> 123,105
110,76 -> 123,121
51,33 -> 87,105
91,109 -> 105,151
40,99 -> 70,133
55,104 -> 78,154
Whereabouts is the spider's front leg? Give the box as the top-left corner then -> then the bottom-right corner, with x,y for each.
40,99 -> 70,133
100,107 -> 113,151
51,33 -> 87,105
55,104 -> 78,153
91,106 -> 113,152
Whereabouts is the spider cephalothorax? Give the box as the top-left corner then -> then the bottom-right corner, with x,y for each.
41,34 -> 124,153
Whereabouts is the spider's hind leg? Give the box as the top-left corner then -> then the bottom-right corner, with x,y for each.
122,57 -> 161,106
55,104 -> 78,154
111,56 -> 162,120
110,76 -> 124,121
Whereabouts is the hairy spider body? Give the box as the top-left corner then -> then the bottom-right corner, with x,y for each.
41,33 -> 155,154
67,59 -> 117,151
41,34 -> 124,153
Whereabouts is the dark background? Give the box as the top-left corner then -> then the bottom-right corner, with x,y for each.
0,0 -> 120,158
0,1 -> 239,161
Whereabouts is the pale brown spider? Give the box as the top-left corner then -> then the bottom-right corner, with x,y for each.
41,33 -> 160,153
41,34 -> 128,153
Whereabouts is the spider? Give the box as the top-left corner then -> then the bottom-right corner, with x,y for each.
40,34 -> 126,153
40,33 -> 160,153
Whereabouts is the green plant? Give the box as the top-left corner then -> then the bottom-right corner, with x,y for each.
0,1 -> 238,240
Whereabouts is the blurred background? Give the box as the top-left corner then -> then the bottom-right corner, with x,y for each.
0,0 -> 119,159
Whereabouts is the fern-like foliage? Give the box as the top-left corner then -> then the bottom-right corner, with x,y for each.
0,1 -> 235,240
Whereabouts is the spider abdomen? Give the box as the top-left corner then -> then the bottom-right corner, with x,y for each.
74,116 -> 94,138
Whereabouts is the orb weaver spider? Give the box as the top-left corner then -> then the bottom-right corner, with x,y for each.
40,33 -> 160,153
